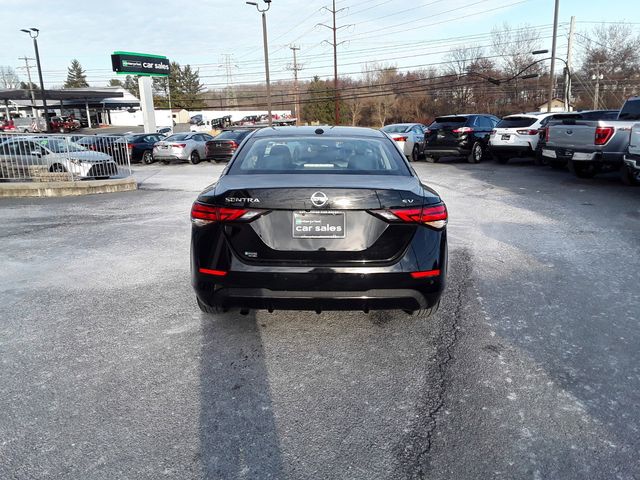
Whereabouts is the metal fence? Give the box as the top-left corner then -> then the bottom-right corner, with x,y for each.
0,133 -> 132,182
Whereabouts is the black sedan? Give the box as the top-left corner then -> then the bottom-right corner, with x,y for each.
205,128 -> 254,163
190,126 -> 448,316
112,133 -> 166,164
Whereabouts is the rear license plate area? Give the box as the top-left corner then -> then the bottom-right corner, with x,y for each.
292,211 -> 345,239
501,134 -> 511,140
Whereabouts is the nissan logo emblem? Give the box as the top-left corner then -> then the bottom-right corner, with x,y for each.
310,191 -> 329,207
566,129 -> 573,135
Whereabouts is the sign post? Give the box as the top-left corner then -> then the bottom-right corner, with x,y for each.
111,51 -> 169,133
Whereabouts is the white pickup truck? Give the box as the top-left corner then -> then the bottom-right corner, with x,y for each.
542,97 -> 640,180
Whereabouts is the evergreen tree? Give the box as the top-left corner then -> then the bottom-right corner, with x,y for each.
108,78 -> 123,87
302,76 -> 335,124
64,59 -> 89,88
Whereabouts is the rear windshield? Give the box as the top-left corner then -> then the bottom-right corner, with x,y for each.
228,136 -> 410,176
381,125 -> 410,133
216,130 -> 251,140
618,99 -> 640,121
165,134 -> 191,141
430,116 -> 468,129
580,110 -> 619,120
497,116 -> 537,128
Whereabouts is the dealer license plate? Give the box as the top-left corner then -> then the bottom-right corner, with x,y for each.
292,211 -> 345,239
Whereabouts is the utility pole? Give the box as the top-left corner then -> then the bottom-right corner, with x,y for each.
593,63 -> 603,110
319,1 -> 350,125
220,53 -> 238,109
288,45 -> 302,125
564,15 -> 575,111
547,0 -> 560,112
18,56 -> 37,117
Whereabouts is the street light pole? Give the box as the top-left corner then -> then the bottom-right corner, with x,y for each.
547,0 -> 560,112
20,28 -> 49,132
247,1 -> 273,127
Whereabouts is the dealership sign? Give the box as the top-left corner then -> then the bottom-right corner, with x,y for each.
111,51 -> 170,77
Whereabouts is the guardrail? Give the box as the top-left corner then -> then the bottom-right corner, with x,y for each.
0,133 -> 132,182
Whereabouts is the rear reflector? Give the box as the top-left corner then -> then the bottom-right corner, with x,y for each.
199,268 -> 228,276
410,269 -> 441,279
191,202 -> 266,225
595,126 -> 614,145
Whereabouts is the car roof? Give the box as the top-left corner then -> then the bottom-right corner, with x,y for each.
383,123 -> 419,127
251,126 -> 385,138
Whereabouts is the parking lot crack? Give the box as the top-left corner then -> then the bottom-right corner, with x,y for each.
395,250 -> 472,479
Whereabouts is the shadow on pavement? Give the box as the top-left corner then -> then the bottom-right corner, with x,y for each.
199,311 -> 284,479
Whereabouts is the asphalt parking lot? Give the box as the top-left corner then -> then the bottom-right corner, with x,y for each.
1,158 -> 639,479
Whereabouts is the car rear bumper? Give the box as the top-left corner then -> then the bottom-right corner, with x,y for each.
194,271 -> 444,311
488,144 -> 534,155
153,154 -> 188,161
424,147 -> 469,157
624,154 -> 640,172
542,147 -> 624,165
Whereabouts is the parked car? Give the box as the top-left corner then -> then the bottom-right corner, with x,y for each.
424,114 -> 500,163
542,97 -> 640,178
191,126 -> 447,316
536,110 -> 619,168
49,116 -> 80,133
0,137 -> 117,179
112,133 -> 166,164
489,113 -> 561,163
205,128 -> 253,163
153,132 -> 215,164
380,123 -> 426,161
622,122 -> 640,186
76,134 -> 127,163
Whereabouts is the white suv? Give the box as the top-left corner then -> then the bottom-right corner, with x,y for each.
488,113 -> 558,164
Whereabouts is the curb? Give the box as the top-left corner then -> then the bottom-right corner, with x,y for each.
0,177 -> 138,198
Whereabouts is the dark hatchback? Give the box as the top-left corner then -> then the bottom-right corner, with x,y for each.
191,126 -> 448,316
424,114 -> 500,163
205,129 -> 253,163
76,134 -> 126,162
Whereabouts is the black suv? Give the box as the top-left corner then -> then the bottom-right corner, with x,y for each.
424,114 -> 500,163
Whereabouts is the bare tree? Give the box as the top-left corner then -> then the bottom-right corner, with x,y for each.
0,66 -> 20,89
362,62 -> 398,127
444,45 -> 485,111
491,23 -> 543,76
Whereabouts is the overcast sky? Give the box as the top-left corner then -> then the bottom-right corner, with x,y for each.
2,0 -> 639,90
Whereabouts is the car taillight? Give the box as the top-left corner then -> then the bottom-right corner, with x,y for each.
127,143 -> 134,150
372,204 -> 447,229
228,141 -> 239,149
190,202 -> 266,225
544,127 -> 550,142
89,145 -> 96,151
516,129 -> 539,135
172,143 -> 187,148
393,136 -> 408,142
595,126 -> 614,145
452,127 -> 474,134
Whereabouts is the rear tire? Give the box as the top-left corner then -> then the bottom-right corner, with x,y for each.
142,150 -> 154,165
190,151 -> 201,165
405,300 -> 440,318
411,145 -> 420,162
621,165 -> 640,186
50,163 -> 67,173
468,142 -> 483,163
197,297 -> 225,315
568,161 -> 597,179
426,156 -> 439,163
